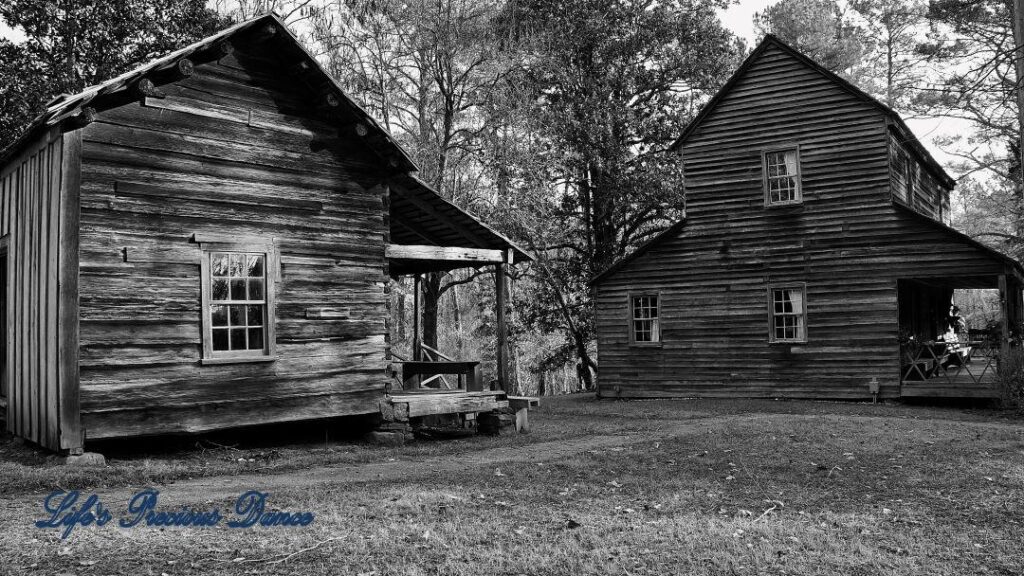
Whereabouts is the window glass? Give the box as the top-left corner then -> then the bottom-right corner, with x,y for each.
631,295 -> 660,343
770,286 -> 806,342
208,251 -> 267,353
764,149 -> 801,205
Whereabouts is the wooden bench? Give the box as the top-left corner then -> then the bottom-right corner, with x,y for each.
506,396 -> 540,433
400,361 -> 482,391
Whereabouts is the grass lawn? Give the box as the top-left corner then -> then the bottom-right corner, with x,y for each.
1,395 -> 1022,575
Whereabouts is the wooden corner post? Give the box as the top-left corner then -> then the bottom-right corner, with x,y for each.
58,130 -> 82,452
999,273 -> 1012,369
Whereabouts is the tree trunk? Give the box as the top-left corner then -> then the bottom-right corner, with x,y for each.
421,272 -> 441,353
395,279 -> 406,343
1012,0 -> 1024,212
450,281 -> 463,352
573,331 -> 597,390
588,162 -> 620,275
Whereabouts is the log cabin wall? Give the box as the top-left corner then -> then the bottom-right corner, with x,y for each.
0,129 -> 80,450
76,45 -> 389,439
594,41 -> 1009,400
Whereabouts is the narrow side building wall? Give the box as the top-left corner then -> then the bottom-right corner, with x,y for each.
0,128 -> 81,451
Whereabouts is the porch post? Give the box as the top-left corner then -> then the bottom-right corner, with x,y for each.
413,274 -> 421,362
1017,280 -> 1024,326
999,273 -> 1010,363
495,262 -> 508,392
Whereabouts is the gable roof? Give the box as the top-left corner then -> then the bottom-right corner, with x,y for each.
0,13 -> 417,172
670,34 -> 955,189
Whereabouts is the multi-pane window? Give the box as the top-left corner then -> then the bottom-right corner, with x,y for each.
209,252 -> 267,353
630,295 -> 660,344
198,239 -> 276,363
763,148 -> 801,205
769,284 -> 806,343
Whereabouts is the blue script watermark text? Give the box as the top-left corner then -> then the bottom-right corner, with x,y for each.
35,489 -> 314,538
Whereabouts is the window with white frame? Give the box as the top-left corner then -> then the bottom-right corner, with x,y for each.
769,284 -> 806,343
630,294 -> 660,344
763,148 -> 801,205
198,238 -> 277,363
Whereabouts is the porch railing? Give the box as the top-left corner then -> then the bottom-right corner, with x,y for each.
899,339 -> 1000,387
419,344 -> 454,389
388,347 -> 481,392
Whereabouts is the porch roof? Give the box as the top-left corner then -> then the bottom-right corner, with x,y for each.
892,203 -> 1024,285
388,174 -> 531,276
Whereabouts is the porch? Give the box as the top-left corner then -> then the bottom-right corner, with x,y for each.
899,338 -> 1000,398
897,271 -> 1022,399
381,175 -> 533,423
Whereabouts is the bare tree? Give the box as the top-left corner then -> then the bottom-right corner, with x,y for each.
302,0 -> 509,358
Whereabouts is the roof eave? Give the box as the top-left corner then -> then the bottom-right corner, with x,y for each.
396,174 -> 533,264
891,202 -> 1023,277
589,219 -> 687,286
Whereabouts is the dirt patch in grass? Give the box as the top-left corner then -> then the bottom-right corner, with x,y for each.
1,395 -> 1022,575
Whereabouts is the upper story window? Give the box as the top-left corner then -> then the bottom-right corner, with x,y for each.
769,284 -> 807,343
196,235 -> 278,364
762,147 -> 802,206
630,294 -> 661,345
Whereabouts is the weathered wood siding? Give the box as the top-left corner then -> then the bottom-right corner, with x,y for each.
595,43 -> 1010,400
0,129 -> 79,450
888,133 -> 950,224
77,46 -> 389,438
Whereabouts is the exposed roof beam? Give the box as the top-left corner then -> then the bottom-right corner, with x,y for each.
386,244 -> 505,264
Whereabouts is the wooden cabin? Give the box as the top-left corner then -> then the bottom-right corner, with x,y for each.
0,14 -> 530,453
592,35 -> 1024,401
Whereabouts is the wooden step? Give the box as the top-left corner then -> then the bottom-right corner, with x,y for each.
387,391 -> 508,418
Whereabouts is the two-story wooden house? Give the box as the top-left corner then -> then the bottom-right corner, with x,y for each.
592,35 -> 1023,401
0,14 -> 530,454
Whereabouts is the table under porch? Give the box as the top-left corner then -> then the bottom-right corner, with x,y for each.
379,174 -> 535,425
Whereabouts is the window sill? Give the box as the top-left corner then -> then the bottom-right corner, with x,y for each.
765,202 -> 804,210
768,340 -> 807,345
629,342 -> 663,348
201,356 -> 277,366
